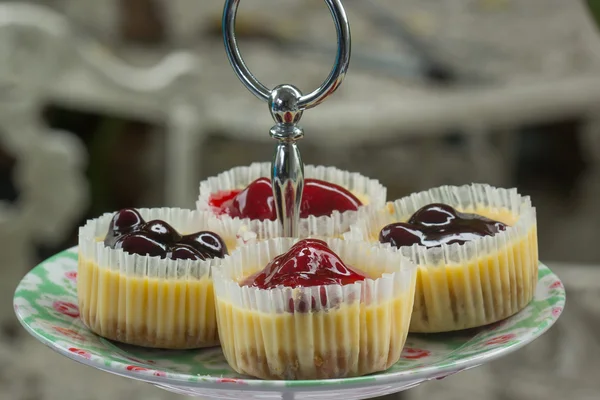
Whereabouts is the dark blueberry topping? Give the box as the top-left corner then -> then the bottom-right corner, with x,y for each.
142,220 -> 182,244
104,208 -> 144,247
181,231 -> 228,259
114,233 -> 169,259
104,209 -> 228,260
168,244 -> 206,261
379,203 -> 507,249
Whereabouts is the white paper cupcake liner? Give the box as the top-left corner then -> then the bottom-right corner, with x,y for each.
77,207 -> 225,349
196,162 -> 387,244
212,237 -> 417,380
345,184 -> 538,333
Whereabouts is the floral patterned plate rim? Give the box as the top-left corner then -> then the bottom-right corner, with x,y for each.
14,247 -> 565,391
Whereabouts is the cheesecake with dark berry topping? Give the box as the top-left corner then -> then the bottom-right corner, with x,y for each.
78,208 -> 227,349
197,163 -> 386,244
213,238 -> 417,380
345,184 -> 538,333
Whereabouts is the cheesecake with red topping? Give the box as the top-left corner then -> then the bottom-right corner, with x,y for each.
210,177 -> 364,221
213,237 -> 417,380
197,163 -> 386,244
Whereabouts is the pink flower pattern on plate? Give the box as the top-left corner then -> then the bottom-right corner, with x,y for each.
65,271 -> 77,282
485,333 -> 516,346
549,281 -> 563,289
125,365 -> 165,377
217,378 -> 245,384
402,348 -> 431,360
54,326 -> 85,341
552,307 -> 563,317
52,301 -> 80,318
126,365 -> 149,372
69,347 -> 91,360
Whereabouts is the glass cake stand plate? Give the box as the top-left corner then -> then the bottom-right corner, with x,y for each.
14,247 -> 565,400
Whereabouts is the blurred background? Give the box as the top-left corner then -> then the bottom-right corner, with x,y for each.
1,0 -> 599,399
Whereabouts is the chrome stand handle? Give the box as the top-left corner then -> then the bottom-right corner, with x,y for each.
222,0 -> 351,237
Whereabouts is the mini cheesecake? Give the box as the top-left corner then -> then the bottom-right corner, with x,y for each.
196,163 -> 386,244
346,184 -> 538,333
212,238 -> 417,380
78,208 -> 228,349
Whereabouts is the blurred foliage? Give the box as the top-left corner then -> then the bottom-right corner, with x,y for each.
587,0 -> 600,29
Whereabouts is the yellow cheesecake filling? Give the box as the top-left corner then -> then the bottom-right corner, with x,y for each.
407,207 -> 538,332
216,292 -> 412,380
78,257 -> 217,349
212,237 -> 417,380
345,184 -> 538,333
77,208 -> 224,349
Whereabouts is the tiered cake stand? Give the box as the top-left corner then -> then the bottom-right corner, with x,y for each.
14,249 -> 565,399
14,1 -> 565,399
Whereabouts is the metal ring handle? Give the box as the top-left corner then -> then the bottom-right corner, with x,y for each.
222,0 -> 351,110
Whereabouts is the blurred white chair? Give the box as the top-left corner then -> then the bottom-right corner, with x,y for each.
0,3 -> 91,328
34,1 -> 526,208
4,1 -> 599,213
0,3 -> 209,209
4,2 -> 540,213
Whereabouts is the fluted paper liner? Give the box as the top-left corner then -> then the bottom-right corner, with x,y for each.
78,208 -> 227,349
212,237 -> 417,380
345,184 -> 538,333
196,162 -> 387,245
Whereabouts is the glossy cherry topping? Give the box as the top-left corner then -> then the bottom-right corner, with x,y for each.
209,178 -> 362,221
142,220 -> 182,244
301,179 -> 362,219
104,208 -> 228,260
379,203 -> 507,249
215,177 -> 275,221
104,208 -> 145,247
168,244 -> 206,261
180,232 -> 228,260
115,233 -> 169,258
240,239 -> 367,289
